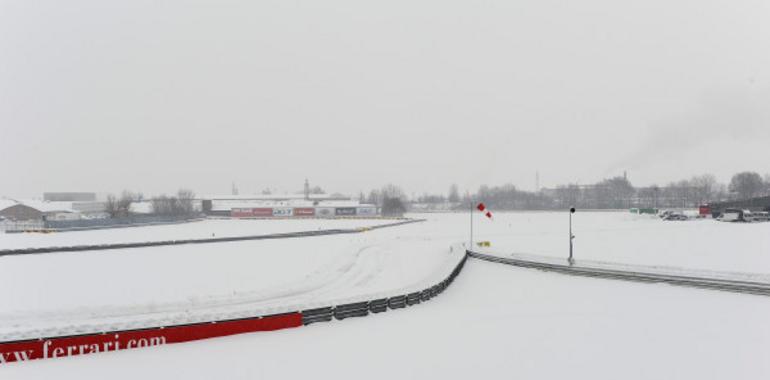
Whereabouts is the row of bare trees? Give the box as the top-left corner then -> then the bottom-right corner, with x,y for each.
104,189 -> 197,218
403,171 -> 770,211
105,191 -> 143,218
363,184 -> 407,216
150,189 -> 197,217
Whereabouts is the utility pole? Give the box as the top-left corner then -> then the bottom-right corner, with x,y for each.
568,207 -> 576,265
469,197 -> 474,250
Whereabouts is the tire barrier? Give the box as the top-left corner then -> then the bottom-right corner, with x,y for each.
468,250 -> 770,296
0,247 -> 468,364
301,253 -> 468,326
0,219 -> 425,257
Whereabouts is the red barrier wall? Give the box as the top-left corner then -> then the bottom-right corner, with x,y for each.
231,208 -> 254,217
0,312 -> 302,364
252,208 -> 274,217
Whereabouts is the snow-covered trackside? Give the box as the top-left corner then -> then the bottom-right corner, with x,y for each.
0,246 -> 467,363
0,219 -> 421,257
0,218 -> 410,251
468,250 -> 770,296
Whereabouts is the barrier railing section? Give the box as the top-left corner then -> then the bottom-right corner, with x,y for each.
43,216 -> 200,231
467,249 -> 770,296
301,246 -> 468,325
0,245 -> 468,363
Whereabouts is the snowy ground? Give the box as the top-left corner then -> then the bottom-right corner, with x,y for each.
0,218 -> 400,250
3,260 -> 769,379
461,211 -> 770,274
2,212 -> 769,379
0,218 -> 457,340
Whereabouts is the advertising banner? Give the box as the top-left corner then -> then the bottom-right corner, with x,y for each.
315,207 -> 336,218
272,208 -> 293,217
356,207 -> 378,216
252,208 -> 274,217
293,208 -> 315,217
0,313 -> 302,364
231,208 -> 255,217
335,207 -> 357,216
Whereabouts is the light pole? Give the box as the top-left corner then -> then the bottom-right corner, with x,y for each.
469,198 -> 474,250
568,207 -> 576,265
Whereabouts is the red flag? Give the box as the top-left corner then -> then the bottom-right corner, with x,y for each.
485,211 -> 493,219
477,203 -> 486,212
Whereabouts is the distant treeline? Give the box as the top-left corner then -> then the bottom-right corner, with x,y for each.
403,171 -> 770,211
105,189 -> 198,218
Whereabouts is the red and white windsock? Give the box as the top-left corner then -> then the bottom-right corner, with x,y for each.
476,203 -> 493,220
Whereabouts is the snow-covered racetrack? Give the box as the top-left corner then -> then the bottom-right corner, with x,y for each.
4,259 -> 770,379
0,218 -> 458,340
2,212 -> 769,379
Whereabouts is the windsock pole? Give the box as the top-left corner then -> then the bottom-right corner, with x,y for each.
469,197 -> 473,249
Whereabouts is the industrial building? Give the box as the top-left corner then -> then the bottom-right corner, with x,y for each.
199,194 -> 379,218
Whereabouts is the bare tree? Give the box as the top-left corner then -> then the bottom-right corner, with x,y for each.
448,184 -> 460,203
366,189 -> 380,205
150,189 -> 196,217
381,197 -> 407,217
764,174 -> 770,196
177,189 -> 196,216
729,171 -> 763,200
105,194 -> 119,218
380,184 -> 407,201
690,174 -> 717,204
105,190 -> 140,218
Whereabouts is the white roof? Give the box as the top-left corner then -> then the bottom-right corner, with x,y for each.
201,194 -> 348,201
129,201 -> 154,214
0,199 -> 18,211
20,200 -> 76,213
0,199 -> 76,213
211,199 -> 375,211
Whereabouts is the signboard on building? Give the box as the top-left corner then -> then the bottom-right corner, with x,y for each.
335,207 -> 357,216
272,208 -> 293,217
252,208 -> 274,217
356,207 -> 378,216
293,208 -> 315,217
315,207 -> 336,217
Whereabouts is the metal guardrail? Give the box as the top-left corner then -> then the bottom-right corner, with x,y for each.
0,219 -> 425,257
468,250 -> 770,296
301,254 -> 468,325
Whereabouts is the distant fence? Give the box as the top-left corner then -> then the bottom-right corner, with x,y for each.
0,247 -> 467,363
43,215 -> 200,231
0,221 -> 44,233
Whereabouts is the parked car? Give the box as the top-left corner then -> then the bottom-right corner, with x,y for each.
719,208 -> 753,222
663,211 -> 688,221
752,211 -> 770,222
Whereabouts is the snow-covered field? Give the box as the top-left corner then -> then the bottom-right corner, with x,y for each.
0,218 -> 400,250
465,211 -> 770,274
1,212 -> 769,379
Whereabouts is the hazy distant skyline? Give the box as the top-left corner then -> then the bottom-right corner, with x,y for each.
1,0 -> 769,199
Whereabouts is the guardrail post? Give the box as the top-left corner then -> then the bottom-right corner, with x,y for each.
568,207 -> 576,266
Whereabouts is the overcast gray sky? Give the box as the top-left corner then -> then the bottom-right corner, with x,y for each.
1,0 -> 769,198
